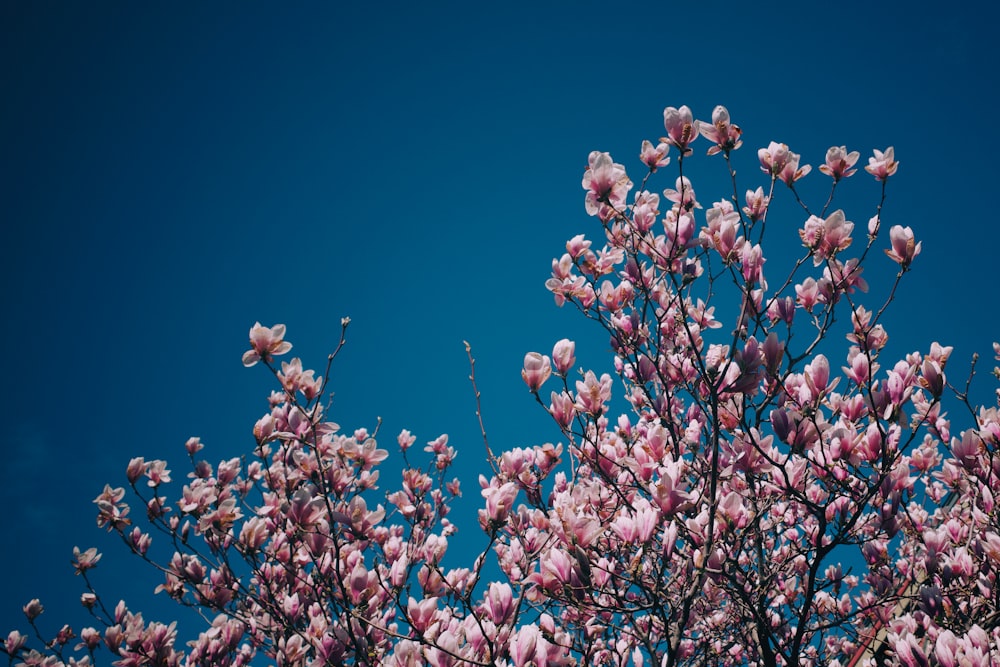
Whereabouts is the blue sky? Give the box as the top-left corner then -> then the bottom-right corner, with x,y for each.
2,0 -> 998,652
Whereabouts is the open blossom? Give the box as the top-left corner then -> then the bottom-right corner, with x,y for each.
639,139 -> 670,170
582,151 -> 632,219
759,142 -> 810,185
819,145 -> 860,181
799,209 -> 854,264
662,105 -> 699,155
241,322 -> 292,367
865,146 -> 898,180
777,150 -> 810,186
697,105 -> 742,155
72,547 -> 102,574
884,224 -> 921,268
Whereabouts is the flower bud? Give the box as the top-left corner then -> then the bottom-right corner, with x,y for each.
551,339 -> 576,375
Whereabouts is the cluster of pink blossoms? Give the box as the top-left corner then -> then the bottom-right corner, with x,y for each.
6,107 -> 1000,667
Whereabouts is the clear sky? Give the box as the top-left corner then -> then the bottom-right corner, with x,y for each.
3,0 -> 998,651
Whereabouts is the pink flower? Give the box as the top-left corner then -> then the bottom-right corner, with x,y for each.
777,150 -> 811,186
743,187 -> 769,222
799,209 -> 854,264
72,546 -> 102,574
551,339 -> 575,375
549,391 -> 575,428
865,146 -> 898,181
406,596 -> 439,634
22,599 -> 43,620
574,371 -> 612,416
884,225 -> 921,268
758,141 -> 790,176
4,631 -> 26,655
521,352 -> 552,392
819,145 -> 860,181
482,582 -> 515,625
639,140 -> 670,170
126,457 -> 146,483
241,322 -> 293,367
697,105 -> 742,156
480,481 -> 518,526
582,151 -> 632,220
184,436 -> 204,455
662,105 -> 699,155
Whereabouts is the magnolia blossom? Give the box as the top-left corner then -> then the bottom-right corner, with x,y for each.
582,151 -> 632,219
865,146 -> 898,180
521,352 -> 552,391
639,139 -> 670,170
777,150 -> 810,185
71,547 -> 101,574
552,339 -> 576,375
13,106 -> 1000,667
241,322 -> 292,367
884,224 -> 921,268
662,105 -> 699,155
696,105 -> 742,156
758,141 -> 790,176
819,145 -> 860,181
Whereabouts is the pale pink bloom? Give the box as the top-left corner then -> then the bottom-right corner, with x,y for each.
701,206 -> 741,261
631,190 -> 660,232
342,437 -> 389,468
549,391 -> 575,429
639,139 -> 670,170
697,105 -> 742,156
397,428 -> 416,451
868,214 -> 881,236
884,225 -> 921,268
662,105 -> 699,155
481,582 -> 514,625
565,234 -> 592,259
662,176 -> 700,211
406,596 -> 439,634
4,631 -> 26,655
72,546 -> 102,574
126,457 -> 146,483
864,146 -> 898,180
743,186 -> 769,222
521,352 -> 551,392
795,277 -> 821,312
480,481 -> 518,525
551,339 -> 576,375
22,599 -> 43,620
241,322 -> 292,367
145,459 -> 171,487
758,141 -> 790,176
934,630 -> 960,667
582,151 -> 632,219
799,209 -> 854,264
740,242 -> 764,284
819,145 -> 860,181
184,436 -> 204,455
777,150 -> 811,186
509,625 -> 541,667
574,371 -> 612,416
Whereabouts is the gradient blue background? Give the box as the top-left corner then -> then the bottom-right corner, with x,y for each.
3,0 -> 998,654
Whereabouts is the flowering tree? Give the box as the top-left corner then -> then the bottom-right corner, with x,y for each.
6,105 -> 1000,667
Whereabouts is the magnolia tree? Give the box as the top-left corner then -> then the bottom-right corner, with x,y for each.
6,106 -> 1000,667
